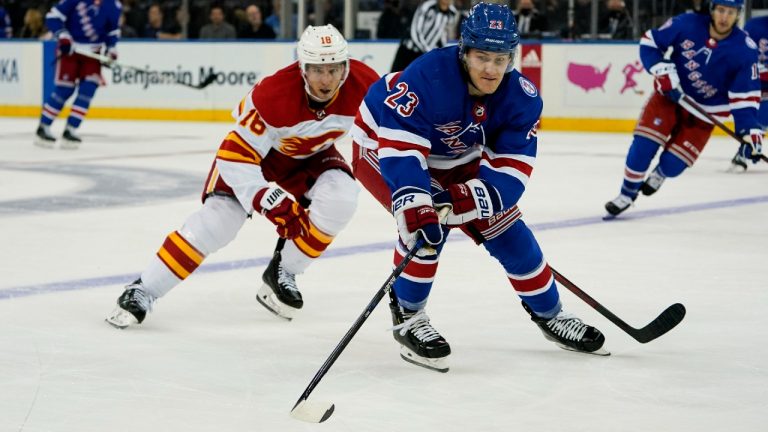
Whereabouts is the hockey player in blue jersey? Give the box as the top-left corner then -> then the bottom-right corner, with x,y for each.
34,0 -> 121,150
605,0 -> 762,216
351,2 -> 607,372
730,13 -> 768,171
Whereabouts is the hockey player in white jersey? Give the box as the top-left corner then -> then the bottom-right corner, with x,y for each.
106,25 -> 379,328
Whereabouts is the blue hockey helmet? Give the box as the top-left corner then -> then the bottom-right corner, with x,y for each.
459,2 -> 520,56
710,0 -> 744,9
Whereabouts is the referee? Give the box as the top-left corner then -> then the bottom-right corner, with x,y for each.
391,0 -> 459,72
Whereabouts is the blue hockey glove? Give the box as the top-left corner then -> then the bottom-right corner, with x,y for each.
649,61 -> 682,102
739,129 -> 763,163
391,187 -> 443,251
57,34 -> 73,57
432,179 -> 503,226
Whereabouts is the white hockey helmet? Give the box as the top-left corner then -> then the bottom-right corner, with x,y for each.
297,24 -> 350,100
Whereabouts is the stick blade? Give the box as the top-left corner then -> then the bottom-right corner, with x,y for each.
290,399 -> 335,423
634,303 -> 686,343
196,73 -> 217,89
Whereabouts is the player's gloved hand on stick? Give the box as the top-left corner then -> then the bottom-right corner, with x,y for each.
57,34 -> 73,56
432,179 -> 503,226
107,47 -> 118,62
740,129 -> 763,163
253,186 -> 310,239
649,61 -> 682,102
391,187 -> 444,252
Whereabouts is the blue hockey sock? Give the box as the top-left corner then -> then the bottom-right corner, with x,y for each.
40,85 -> 75,126
620,135 -> 660,198
656,151 -> 688,178
66,80 -> 98,129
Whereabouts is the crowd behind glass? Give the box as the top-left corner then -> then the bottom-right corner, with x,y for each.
2,0 -> 767,42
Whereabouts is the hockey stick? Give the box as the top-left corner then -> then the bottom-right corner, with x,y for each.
72,48 -> 217,90
290,237 -> 430,423
679,94 -> 768,164
551,268 -> 686,344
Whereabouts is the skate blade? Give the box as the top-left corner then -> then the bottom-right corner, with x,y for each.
399,346 -> 449,373
256,285 -> 297,321
726,163 -> 747,173
105,307 -> 138,329
554,343 -> 611,356
33,137 -> 57,149
60,138 -> 81,150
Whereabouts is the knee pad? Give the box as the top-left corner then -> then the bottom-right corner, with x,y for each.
178,196 -> 247,255
305,169 -> 359,235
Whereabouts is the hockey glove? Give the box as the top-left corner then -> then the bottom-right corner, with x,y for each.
649,61 -> 682,102
392,187 -> 444,252
739,129 -> 763,163
253,186 -> 309,240
57,34 -> 73,57
106,47 -> 118,63
432,179 -> 503,226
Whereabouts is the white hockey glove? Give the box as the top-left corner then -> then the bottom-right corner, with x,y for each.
391,187 -> 444,253
649,61 -> 682,102
432,179 -> 503,226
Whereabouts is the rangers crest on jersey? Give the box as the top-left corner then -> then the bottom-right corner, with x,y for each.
519,77 -> 538,97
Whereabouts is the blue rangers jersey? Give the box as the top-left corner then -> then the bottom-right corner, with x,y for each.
46,0 -> 121,51
640,12 -> 760,133
352,45 -> 542,210
745,16 -> 768,100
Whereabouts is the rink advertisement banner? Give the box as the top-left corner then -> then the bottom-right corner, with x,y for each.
50,41 -> 398,118
0,42 -> 42,113
540,43 -> 654,124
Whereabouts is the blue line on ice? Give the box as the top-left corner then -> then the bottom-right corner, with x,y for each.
2,195 -> 766,300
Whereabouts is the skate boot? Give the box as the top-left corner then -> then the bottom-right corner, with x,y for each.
60,126 -> 82,150
523,302 -> 609,356
257,250 -> 302,320
640,169 -> 666,196
604,194 -> 634,216
105,279 -> 156,329
34,125 -> 57,148
390,303 -> 451,372
727,153 -> 748,173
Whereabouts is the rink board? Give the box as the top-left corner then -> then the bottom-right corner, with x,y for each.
0,40 -> 733,132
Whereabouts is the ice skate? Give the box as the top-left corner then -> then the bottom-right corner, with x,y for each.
523,302 -> 609,356
105,279 -> 156,329
604,194 -> 634,217
257,249 -> 302,320
390,303 -> 451,372
640,169 -> 666,196
727,154 -> 748,173
60,126 -> 82,150
34,125 -> 57,148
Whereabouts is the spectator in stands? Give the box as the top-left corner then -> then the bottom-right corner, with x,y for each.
18,7 -> 46,39
143,3 -> 183,39
598,0 -> 633,39
121,0 -> 145,34
120,11 -> 138,38
0,3 -> 12,38
377,0 -> 408,39
199,4 -> 236,39
541,0 -> 568,37
514,0 -> 549,38
238,4 -> 275,38
672,0 -> 708,15
265,0 -> 296,38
